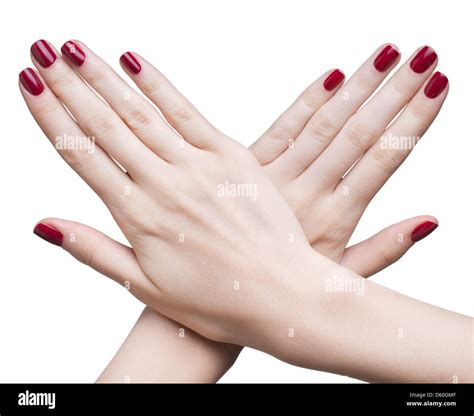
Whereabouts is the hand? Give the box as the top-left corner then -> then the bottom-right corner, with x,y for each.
253,43 -> 442,271
96,44 -> 443,382
22,39 -> 320,345
23,41 -> 468,383
26,41 -> 443,275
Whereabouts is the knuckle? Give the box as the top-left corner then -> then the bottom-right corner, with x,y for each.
346,119 -> 373,149
372,146 -> 403,170
307,112 -> 337,144
82,244 -> 95,268
352,72 -> 374,92
168,102 -> 193,124
85,67 -> 108,85
49,71 -> 76,90
302,85 -> 321,110
125,104 -> 155,132
86,112 -> 116,137
142,74 -> 165,96
33,103 -> 56,122
389,76 -> 409,97
408,99 -> 430,120
380,246 -> 400,269
269,122 -> 291,143
59,143 -> 92,169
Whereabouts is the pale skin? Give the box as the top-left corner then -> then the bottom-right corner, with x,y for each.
98,45 -> 441,383
21,40 -> 473,382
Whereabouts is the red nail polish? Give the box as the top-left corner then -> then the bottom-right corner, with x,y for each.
373,45 -> 400,72
323,69 -> 345,91
410,46 -> 437,74
31,39 -> 57,68
61,40 -> 86,66
33,223 -> 63,246
411,221 -> 438,242
120,52 -> 141,74
424,71 -> 448,99
19,68 -> 44,96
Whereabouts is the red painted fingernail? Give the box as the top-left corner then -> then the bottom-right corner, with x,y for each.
120,52 -> 141,74
61,40 -> 86,66
411,221 -> 438,242
33,223 -> 63,246
31,39 -> 57,68
410,46 -> 437,74
19,68 -> 44,96
373,45 -> 400,72
323,69 -> 345,91
424,71 -> 448,99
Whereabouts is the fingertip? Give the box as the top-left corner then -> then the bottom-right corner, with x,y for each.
323,68 -> 345,91
411,219 -> 439,242
120,51 -> 142,74
61,40 -> 86,67
19,67 -> 45,96
33,221 -> 64,246
373,43 -> 401,72
424,71 -> 449,99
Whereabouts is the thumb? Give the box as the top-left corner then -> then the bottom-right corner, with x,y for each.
33,218 -> 161,305
341,216 -> 438,277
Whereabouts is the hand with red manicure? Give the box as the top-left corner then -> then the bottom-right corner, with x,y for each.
20,40 -> 471,383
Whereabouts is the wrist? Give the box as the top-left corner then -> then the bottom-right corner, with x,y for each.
267,249 -> 362,368
227,246 -> 352,366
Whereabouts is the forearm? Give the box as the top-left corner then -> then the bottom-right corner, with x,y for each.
97,307 -> 241,383
316,283 -> 472,382
336,282 -> 472,382
250,251 -> 473,382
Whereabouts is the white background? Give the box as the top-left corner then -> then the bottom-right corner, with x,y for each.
0,0 -> 472,383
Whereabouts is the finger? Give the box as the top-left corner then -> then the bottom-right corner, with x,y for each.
30,39 -> 160,179
19,67 -> 134,205
33,219 -> 162,308
250,69 -> 345,165
60,40 -> 191,162
302,46 -> 438,190
338,71 -> 448,203
341,216 -> 438,277
119,51 -> 219,149
272,44 -> 400,179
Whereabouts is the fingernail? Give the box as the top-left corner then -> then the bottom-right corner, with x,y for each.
61,40 -> 86,66
323,69 -> 345,91
410,46 -> 437,74
19,68 -> 44,96
373,45 -> 400,72
411,221 -> 438,242
424,71 -> 448,99
31,39 -> 57,68
120,52 -> 141,74
34,223 -> 63,246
